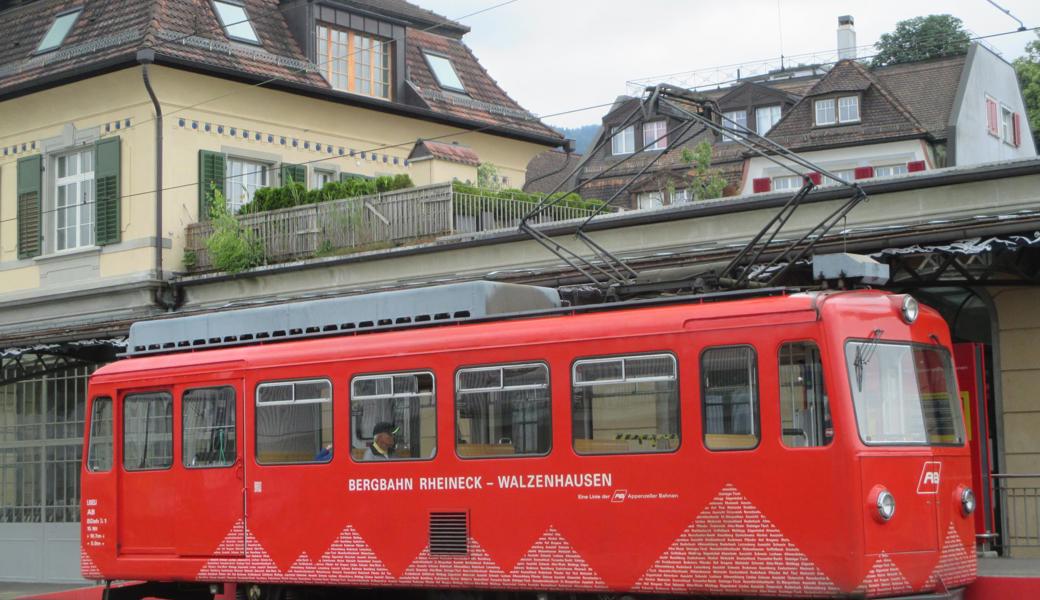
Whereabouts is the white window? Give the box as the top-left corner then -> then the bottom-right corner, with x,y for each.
814,99 -> 836,126
822,169 -> 855,187
1001,105 -> 1014,145
213,1 -> 259,44
838,96 -> 860,123
772,175 -> 802,191
611,126 -> 635,155
755,105 -> 782,134
53,149 -> 95,251
642,121 -> 667,150
37,9 -> 81,53
672,188 -> 691,204
722,110 -> 747,141
225,157 -> 269,213
312,169 -> 335,189
874,164 -> 908,178
424,53 -> 465,92
637,191 -> 664,209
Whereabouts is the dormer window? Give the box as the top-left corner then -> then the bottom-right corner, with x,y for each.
317,24 -> 392,100
721,110 -> 747,142
213,1 -> 259,44
642,121 -> 667,150
37,9 -> 81,53
424,52 -> 465,93
755,105 -> 782,134
611,126 -> 635,155
814,95 -> 859,126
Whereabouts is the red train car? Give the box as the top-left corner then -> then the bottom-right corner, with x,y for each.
81,289 -> 976,599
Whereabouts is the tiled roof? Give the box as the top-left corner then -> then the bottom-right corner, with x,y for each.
408,139 -> 480,166
524,150 -> 582,194
0,0 -> 560,145
405,28 -> 559,140
874,54 -> 966,138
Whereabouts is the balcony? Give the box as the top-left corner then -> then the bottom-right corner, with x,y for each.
184,183 -> 607,273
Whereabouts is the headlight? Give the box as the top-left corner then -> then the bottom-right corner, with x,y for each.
877,489 -> 896,521
901,295 -> 919,324
961,487 -> 976,517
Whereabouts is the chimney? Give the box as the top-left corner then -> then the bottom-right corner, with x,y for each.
837,15 -> 856,60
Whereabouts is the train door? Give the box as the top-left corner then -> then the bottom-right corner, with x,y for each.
174,382 -> 246,557
953,342 -> 996,546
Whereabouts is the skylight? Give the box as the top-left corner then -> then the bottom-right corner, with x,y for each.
213,0 -> 260,44
37,9 -> 81,53
424,52 -> 465,92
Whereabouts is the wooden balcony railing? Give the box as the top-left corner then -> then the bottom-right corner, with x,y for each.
184,184 -> 605,273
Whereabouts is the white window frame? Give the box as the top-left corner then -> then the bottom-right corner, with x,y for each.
838,96 -> 860,123
814,98 -> 836,126
51,148 -> 96,252
225,156 -> 270,213
642,121 -> 668,150
772,175 -> 802,191
611,125 -> 635,155
1000,104 -> 1015,146
350,371 -> 436,462
637,191 -> 664,210
822,169 -> 855,187
671,188 -> 692,204
722,110 -> 747,142
755,105 -> 782,134
873,164 -> 908,178
312,169 -> 336,190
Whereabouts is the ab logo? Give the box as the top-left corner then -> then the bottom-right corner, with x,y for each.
917,461 -> 942,494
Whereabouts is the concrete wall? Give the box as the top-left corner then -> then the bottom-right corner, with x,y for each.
953,45 -> 1038,166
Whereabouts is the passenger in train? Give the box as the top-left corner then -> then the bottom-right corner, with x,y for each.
362,422 -> 398,460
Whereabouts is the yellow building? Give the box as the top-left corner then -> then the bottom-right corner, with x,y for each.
0,0 -> 562,582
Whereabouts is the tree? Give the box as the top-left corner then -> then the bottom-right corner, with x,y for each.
678,141 -> 726,201
871,15 -> 971,68
1014,33 -> 1040,145
477,162 -> 501,191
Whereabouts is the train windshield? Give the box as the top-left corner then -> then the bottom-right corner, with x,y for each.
846,341 -> 965,446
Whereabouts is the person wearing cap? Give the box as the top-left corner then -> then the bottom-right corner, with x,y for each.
363,422 -> 397,460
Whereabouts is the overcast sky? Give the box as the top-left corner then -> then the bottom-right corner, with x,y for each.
420,0 -> 1040,128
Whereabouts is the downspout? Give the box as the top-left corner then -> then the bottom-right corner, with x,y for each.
137,49 -> 180,310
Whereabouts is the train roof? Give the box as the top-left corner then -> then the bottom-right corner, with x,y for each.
90,289 -> 928,381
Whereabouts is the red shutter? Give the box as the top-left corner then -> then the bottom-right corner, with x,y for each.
986,97 -> 998,136
854,166 -> 874,179
752,177 -> 771,193
906,160 -> 926,173
1012,113 -> 1022,147
807,172 -> 822,185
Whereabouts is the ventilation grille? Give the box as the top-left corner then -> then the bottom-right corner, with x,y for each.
429,511 -> 468,555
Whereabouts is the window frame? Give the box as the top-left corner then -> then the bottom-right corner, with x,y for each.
316,22 -> 393,100
182,386 -> 238,470
254,378 -> 334,466
1000,104 -> 1015,146
777,340 -> 833,449
642,120 -> 668,151
837,95 -> 861,123
636,191 -> 664,210
873,164 -> 908,178
611,125 -> 635,155
454,361 -> 552,460
122,390 -> 175,472
211,0 -> 261,45
571,352 -> 681,456
224,155 -> 270,214
814,98 -> 836,126
86,397 -> 113,473
35,8 -> 82,54
349,370 -> 437,463
700,344 -> 761,451
771,174 -> 802,192
755,104 -> 782,134
311,168 -> 336,189
50,147 -> 96,253
721,110 -> 748,142
423,51 -> 466,93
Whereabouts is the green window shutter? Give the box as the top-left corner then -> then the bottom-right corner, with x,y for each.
281,163 -> 306,185
94,136 -> 121,245
16,154 -> 42,259
198,150 -> 226,220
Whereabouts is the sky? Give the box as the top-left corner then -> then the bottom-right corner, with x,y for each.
419,0 -> 1040,129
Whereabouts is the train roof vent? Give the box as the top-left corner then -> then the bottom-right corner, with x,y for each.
127,281 -> 561,356
429,511 -> 468,555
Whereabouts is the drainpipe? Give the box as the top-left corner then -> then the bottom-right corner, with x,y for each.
137,49 -> 180,310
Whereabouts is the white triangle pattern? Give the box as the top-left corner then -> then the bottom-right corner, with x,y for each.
855,551 -> 913,597
633,484 -> 839,597
923,522 -> 977,590
509,527 -> 605,590
81,548 -> 103,580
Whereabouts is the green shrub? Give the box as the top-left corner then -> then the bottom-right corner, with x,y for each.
238,174 -> 414,214
206,188 -> 265,273
451,181 -> 606,217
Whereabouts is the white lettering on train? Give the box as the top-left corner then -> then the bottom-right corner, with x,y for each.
496,472 -> 612,489
347,477 -> 414,492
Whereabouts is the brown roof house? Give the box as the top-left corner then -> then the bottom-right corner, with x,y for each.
0,0 -> 562,583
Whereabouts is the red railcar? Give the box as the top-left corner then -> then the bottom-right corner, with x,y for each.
81,289 -> 976,599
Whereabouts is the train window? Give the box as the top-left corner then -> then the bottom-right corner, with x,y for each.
779,342 -> 832,447
255,379 -> 333,464
702,346 -> 759,450
123,392 -> 174,471
572,354 -> 679,454
351,372 -> 436,461
183,387 -> 237,468
456,363 -> 550,458
86,397 -> 113,472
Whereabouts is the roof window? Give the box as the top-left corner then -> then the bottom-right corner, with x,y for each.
213,0 -> 260,44
424,52 -> 465,92
37,9 -> 81,53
